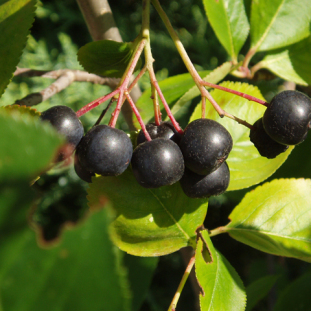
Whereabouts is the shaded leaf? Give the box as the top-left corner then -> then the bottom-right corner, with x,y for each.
250,0 -> 311,52
0,207 -> 131,311
226,179 -> 311,262
195,230 -> 246,311
246,275 -> 279,311
274,269 -> 311,311
78,40 -> 141,78
87,170 -> 208,256
0,0 -> 36,98
190,81 -> 292,190
0,109 -> 63,182
260,35 -> 311,86
202,0 -> 249,61
123,254 -> 158,311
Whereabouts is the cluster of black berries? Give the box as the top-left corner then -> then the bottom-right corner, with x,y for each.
250,90 -> 311,158
40,90 -> 311,199
40,107 -> 232,199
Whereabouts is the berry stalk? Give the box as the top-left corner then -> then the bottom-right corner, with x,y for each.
125,92 -> 152,141
200,81 -> 269,107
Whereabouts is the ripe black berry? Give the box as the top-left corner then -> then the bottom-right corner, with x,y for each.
74,153 -> 95,183
263,90 -> 311,145
40,105 -> 84,148
131,138 -> 184,188
179,119 -> 233,175
137,121 -> 181,145
77,125 -> 133,176
180,162 -> 230,198
250,118 -> 289,159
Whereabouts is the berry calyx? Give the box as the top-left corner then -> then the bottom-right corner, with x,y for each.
137,121 -> 181,145
263,90 -> 311,145
77,125 -> 133,176
250,118 -> 289,159
40,105 -> 84,148
179,119 -> 233,175
131,138 -> 184,188
180,162 -> 230,198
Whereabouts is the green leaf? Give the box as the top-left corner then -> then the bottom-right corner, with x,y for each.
123,254 -> 158,311
0,0 -> 36,98
1,104 -> 40,117
190,81 -> 293,191
246,275 -> 279,311
250,0 -> 311,52
226,179 -> 311,262
202,0 -> 249,60
134,70 -> 210,129
274,269 -> 311,311
0,109 -> 64,182
260,35 -> 311,86
195,230 -> 246,311
0,207 -> 131,311
87,170 -> 208,256
78,40 -> 141,78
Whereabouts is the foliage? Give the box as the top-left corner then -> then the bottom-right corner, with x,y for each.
1,0 -> 311,311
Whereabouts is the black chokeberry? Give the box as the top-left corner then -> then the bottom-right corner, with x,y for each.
250,118 -> 289,159
263,90 -> 311,145
131,138 -> 184,188
180,162 -> 230,198
77,125 -> 133,176
179,119 -> 233,175
137,121 -> 181,145
40,105 -> 84,148
74,153 -> 95,183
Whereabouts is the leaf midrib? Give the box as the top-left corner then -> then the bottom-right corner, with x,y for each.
148,189 -> 191,241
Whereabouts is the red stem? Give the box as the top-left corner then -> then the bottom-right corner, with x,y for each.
125,92 -> 152,141
200,81 -> 269,106
76,88 -> 119,117
109,91 -> 124,127
148,69 -> 183,134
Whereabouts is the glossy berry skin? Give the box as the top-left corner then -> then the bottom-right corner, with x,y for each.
250,118 -> 289,159
263,90 -> 311,145
131,138 -> 184,188
74,153 -> 95,183
137,121 -> 181,145
179,119 -> 233,175
40,105 -> 84,148
77,125 -> 133,176
180,162 -> 230,198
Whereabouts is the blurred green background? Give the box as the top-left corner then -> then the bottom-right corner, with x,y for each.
1,1 -> 311,310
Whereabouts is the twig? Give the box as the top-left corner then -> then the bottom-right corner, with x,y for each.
168,252 -> 196,311
14,68 -> 120,107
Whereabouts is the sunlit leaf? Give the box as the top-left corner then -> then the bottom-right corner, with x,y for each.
260,35 -> 311,86
195,230 -> 246,311
226,179 -> 311,262
250,0 -> 311,52
202,0 -> 249,60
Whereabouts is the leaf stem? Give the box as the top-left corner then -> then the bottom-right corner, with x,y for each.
209,226 -> 227,237
168,253 -> 196,311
